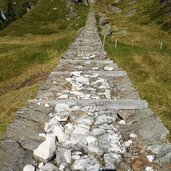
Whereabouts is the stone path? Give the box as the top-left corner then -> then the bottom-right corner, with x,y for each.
1,10 -> 171,171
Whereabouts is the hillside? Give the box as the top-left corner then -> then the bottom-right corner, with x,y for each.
0,0 -> 7,10
96,0 -> 171,139
0,0 -> 88,136
0,0 -> 39,29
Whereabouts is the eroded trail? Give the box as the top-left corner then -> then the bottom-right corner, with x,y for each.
1,10 -> 171,171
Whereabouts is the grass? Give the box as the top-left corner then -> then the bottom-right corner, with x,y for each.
96,0 -> 171,139
0,0 -> 8,10
0,0 -> 88,137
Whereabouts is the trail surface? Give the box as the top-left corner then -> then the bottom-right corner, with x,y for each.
1,10 -> 171,171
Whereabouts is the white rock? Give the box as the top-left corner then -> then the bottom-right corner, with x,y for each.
73,125 -> 89,135
53,125 -> 67,143
87,145 -> 104,156
23,165 -> 35,171
58,94 -> 68,99
104,66 -> 114,71
72,155 -> 80,160
55,103 -> 70,121
130,133 -> 137,139
118,120 -> 126,125
145,166 -> 154,171
91,128 -> 105,136
90,73 -> 99,78
73,151 -> 82,155
53,81 -> 57,84
71,105 -> 80,110
94,115 -> 116,125
71,71 -> 82,76
55,103 -> 70,113
78,117 -> 94,126
147,155 -> 154,162
70,91 -> 85,98
37,102 -> 41,106
72,155 -> 100,171
124,140 -> 133,147
39,133 -> 46,138
104,153 -> 121,169
33,135 -> 56,163
64,123 -> 74,130
56,148 -> 71,164
92,67 -> 99,70
64,123 -> 74,134
77,66 -> 83,69
90,54 -> 96,58
39,163 -> 58,171
38,162 -> 44,168
59,163 -> 65,170
66,78 -> 71,82
45,103 -> 49,107
44,117 -> 62,133
75,75 -> 89,85
86,136 -> 97,145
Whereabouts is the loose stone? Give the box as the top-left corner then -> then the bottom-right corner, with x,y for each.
94,115 -> 116,125
145,166 -> 154,171
39,163 -> 58,171
33,135 -> 56,163
147,155 -> 154,162
72,155 -> 100,171
130,133 -> 137,139
98,133 -> 126,154
53,125 -> 67,143
56,148 -> 72,165
104,65 -> 114,71
104,153 -> 121,169
45,103 -> 50,107
125,140 -> 133,147
23,165 -> 35,171
118,120 -> 126,125
55,103 -> 70,121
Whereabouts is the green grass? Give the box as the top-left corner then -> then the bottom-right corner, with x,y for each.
0,0 -> 88,137
0,0 -> 8,10
96,0 -> 171,139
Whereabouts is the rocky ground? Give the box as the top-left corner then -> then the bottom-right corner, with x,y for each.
0,8 -> 171,171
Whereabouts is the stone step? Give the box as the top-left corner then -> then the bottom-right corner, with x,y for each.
1,9 -> 171,171
61,59 -> 113,64
50,70 -> 127,77
29,99 -> 148,110
56,59 -> 119,72
37,70 -> 139,100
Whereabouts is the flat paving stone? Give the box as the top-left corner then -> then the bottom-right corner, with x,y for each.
29,99 -> 148,109
0,140 -> 32,171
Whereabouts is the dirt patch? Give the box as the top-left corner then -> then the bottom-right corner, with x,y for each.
0,72 -> 49,96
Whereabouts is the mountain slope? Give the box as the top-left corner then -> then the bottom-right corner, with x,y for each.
96,0 -> 171,139
0,0 -> 88,136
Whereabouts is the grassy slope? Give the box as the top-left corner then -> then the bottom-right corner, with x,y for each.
0,0 -> 7,10
0,0 -> 88,136
96,0 -> 171,139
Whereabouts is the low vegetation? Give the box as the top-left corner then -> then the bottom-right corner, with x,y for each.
96,0 -> 171,139
0,0 -> 88,137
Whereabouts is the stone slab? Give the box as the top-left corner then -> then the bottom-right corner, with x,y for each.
29,99 -> 148,110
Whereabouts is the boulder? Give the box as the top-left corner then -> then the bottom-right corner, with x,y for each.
33,135 -> 56,163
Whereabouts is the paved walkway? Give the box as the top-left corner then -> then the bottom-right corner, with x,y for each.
1,10 -> 171,171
